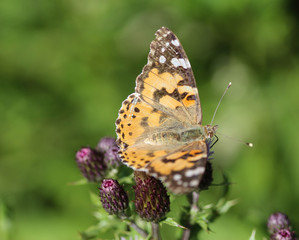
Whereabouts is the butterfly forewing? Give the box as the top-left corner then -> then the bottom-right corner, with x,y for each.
116,93 -> 184,170
135,27 -> 202,125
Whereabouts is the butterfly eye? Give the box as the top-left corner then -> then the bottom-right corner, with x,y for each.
212,125 -> 218,132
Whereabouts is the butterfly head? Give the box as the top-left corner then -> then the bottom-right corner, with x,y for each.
204,124 -> 218,139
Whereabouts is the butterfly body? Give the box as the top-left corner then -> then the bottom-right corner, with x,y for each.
145,125 -> 216,145
116,27 -> 216,194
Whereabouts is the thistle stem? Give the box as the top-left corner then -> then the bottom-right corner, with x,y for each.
191,191 -> 200,213
181,228 -> 190,240
151,222 -> 161,240
126,219 -> 148,238
181,191 -> 201,240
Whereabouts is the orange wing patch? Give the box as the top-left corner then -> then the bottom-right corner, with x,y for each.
146,141 -> 208,194
140,68 -> 182,109
119,147 -> 169,170
116,93 -> 175,169
136,68 -> 199,124
116,94 -> 151,148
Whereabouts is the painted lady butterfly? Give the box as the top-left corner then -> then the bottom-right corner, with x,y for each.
115,27 -> 217,194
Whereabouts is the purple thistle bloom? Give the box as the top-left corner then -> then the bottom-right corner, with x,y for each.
133,172 -> 170,223
270,229 -> 296,240
96,137 -> 121,167
99,179 -> 129,216
76,147 -> 106,182
97,137 -> 116,153
268,212 -> 291,235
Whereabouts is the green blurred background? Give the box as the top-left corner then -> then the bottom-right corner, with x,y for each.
1,0 -> 299,239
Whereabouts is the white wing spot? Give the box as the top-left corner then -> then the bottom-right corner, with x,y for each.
171,58 -> 189,69
185,167 -> 205,177
179,58 -> 187,69
189,179 -> 199,187
165,42 -> 170,47
186,59 -> 191,68
161,47 -> 165,53
159,55 -> 166,64
173,174 -> 182,181
151,173 -> 158,178
171,39 -> 180,46
160,176 -> 166,181
171,58 -> 180,68
185,169 -> 193,178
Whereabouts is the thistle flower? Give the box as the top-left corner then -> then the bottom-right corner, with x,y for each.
99,179 -> 129,217
76,147 -> 106,182
270,229 -> 296,240
268,212 -> 291,235
133,172 -> 170,223
96,137 -> 121,167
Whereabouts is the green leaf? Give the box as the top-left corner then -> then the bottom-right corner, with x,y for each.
106,168 -> 119,179
216,198 -> 238,214
161,217 -> 187,229
118,174 -> 134,185
249,229 -> 256,240
68,178 -> 88,186
0,200 -> 11,240
89,191 -> 101,208
195,218 -> 210,232
79,225 -> 102,240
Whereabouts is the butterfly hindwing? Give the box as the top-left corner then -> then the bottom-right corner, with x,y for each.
146,141 -> 208,194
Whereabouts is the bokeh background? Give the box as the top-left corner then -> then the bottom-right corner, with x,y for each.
1,0 -> 299,239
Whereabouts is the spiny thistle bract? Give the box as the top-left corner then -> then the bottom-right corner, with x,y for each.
76,147 -> 107,182
133,171 -> 170,223
96,137 -> 121,167
99,179 -> 129,217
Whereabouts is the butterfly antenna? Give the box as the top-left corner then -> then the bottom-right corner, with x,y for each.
217,131 -> 253,147
210,82 -> 232,126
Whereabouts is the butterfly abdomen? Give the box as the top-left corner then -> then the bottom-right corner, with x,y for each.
180,127 -> 205,142
145,131 -> 180,145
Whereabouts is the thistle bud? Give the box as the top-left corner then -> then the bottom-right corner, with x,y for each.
268,212 -> 291,235
76,147 -> 106,182
199,161 -> 213,190
96,137 -> 121,167
99,179 -> 129,217
133,172 -> 170,223
96,137 -> 115,153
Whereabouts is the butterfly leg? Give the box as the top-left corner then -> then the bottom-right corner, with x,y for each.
209,135 -> 218,149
